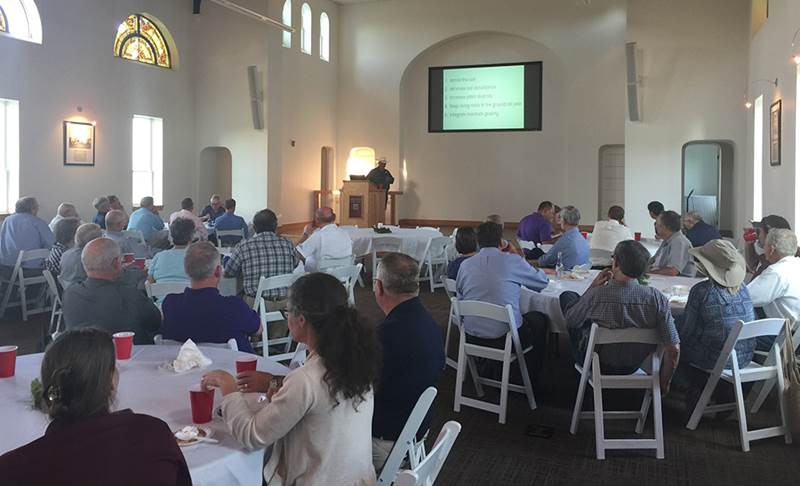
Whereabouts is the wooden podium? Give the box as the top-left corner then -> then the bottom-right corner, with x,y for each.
339,180 -> 387,227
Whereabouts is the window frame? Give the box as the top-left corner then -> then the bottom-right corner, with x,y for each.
300,3 -> 312,55
753,94 -> 763,221
282,0 -> 292,48
132,115 -> 164,207
319,12 -> 330,62
0,98 -> 20,215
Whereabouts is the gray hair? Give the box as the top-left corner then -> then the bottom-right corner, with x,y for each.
210,194 -> 221,202
81,238 -> 120,272
685,211 -> 703,223
376,252 -> 419,295
92,196 -> 109,210
139,196 -> 154,208
75,223 -> 103,248
105,210 -> 126,231
766,228 -> 798,258
559,205 -> 581,226
57,203 -> 77,217
15,197 -> 37,214
53,218 -> 81,246
184,242 -> 220,281
485,214 -> 504,228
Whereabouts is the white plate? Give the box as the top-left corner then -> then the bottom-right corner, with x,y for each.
174,426 -> 214,448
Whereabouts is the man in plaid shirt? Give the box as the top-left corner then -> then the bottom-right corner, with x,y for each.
224,209 -> 297,302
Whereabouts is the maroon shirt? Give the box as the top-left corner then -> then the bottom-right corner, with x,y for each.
0,410 -> 192,486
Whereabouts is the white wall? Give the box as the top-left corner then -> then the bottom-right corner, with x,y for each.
625,0 -> 750,236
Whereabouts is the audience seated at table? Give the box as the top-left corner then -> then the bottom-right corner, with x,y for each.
127,196 -> 169,248
62,238 -> 161,344
48,202 -> 80,233
104,210 -> 152,259
148,218 -> 194,284
92,196 -> 110,230
162,242 -> 260,353
650,210 -> 697,277
200,194 -> 225,223
457,222 -> 550,382
169,197 -> 208,240
371,253 -> 445,471
44,217 -> 80,276
682,211 -> 722,248
225,209 -> 297,308
537,205 -> 590,270
676,239 -> 754,411
744,214 -> 793,278
517,200 -> 555,259
213,198 -> 249,246
202,273 -> 380,485
647,200 -> 664,238
447,226 -> 477,280
0,197 -> 54,278
590,205 -> 633,253
746,229 -> 800,334
561,240 -> 680,392
0,328 -> 192,486
59,223 -> 103,288
296,206 -> 353,272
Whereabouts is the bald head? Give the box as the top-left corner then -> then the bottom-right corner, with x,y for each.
105,210 -> 127,231
316,207 -> 336,225
81,238 -> 122,280
57,203 -> 78,218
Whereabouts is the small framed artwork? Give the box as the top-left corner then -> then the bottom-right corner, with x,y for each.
770,100 -> 781,166
63,121 -> 95,166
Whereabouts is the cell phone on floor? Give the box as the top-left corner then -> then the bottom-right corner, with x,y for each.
525,424 -> 554,439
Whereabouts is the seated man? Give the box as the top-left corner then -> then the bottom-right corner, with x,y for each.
747,228 -> 800,329
169,197 -> 208,240
537,205 -> 590,270
200,194 -> 226,223
651,210 -> 696,277
683,211 -> 721,248
107,195 -> 128,220
127,196 -> 168,247
104,210 -> 151,259
517,201 -> 555,259
647,200 -> 664,238
296,207 -> 352,272
225,209 -> 297,307
148,219 -> 194,283
62,238 -> 161,344
457,222 -> 549,380
49,203 -> 80,233
486,214 -> 522,255
92,196 -> 110,229
162,242 -> 261,353
447,226 -> 477,280
562,240 -> 680,391
371,253 -> 445,471
213,199 -> 249,246
0,197 -> 54,277
60,223 -> 103,288
745,214 -> 792,278
45,218 -> 81,276
590,205 -> 633,253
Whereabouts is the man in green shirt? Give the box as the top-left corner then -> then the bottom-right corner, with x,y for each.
367,158 -> 395,205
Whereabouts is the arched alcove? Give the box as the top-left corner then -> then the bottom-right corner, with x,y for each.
199,147 -> 232,202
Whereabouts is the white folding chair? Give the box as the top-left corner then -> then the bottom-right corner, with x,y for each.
0,249 -> 51,321
42,270 -> 64,340
122,229 -> 146,245
216,229 -> 245,248
452,298 -> 537,424
517,240 -> 536,251
569,323 -> 664,460
253,273 -> 302,359
318,254 -> 355,271
393,421 -> 462,486
323,263 -> 362,306
748,318 -> 800,413
145,281 -> 189,303
589,248 -> 613,267
686,318 -> 792,452
153,334 -> 238,351
377,387 -> 438,484
371,236 -> 403,278
442,277 -> 458,370
415,226 -> 441,232
419,236 -> 451,293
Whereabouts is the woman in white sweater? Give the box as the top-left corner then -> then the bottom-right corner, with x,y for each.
202,273 -> 382,485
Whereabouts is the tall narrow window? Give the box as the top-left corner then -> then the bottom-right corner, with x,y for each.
0,0 -> 43,44
753,95 -> 764,220
319,12 -> 329,62
132,115 -> 163,206
282,0 -> 292,48
796,66 -> 800,228
0,99 -> 19,214
300,3 -> 311,55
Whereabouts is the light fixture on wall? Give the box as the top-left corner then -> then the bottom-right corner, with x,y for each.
791,27 -> 800,64
346,147 -> 376,179
744,78 -> 778,109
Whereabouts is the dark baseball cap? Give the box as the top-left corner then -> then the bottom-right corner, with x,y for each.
751,215 -> 791,232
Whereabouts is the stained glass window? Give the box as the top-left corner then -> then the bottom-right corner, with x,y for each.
0,0 -> 42,43
113,14 -> 173,69
0,5 -> 8,33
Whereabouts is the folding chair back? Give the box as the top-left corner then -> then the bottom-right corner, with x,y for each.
43,270 -> 64,339
323,263 -> 362,306
122,230 -> 146,245
0,249 -> 51,320
371,236 -> 403,277
252,273 -> 301,311
145,281 -> 189,301
415,226 -> 441,232
318,254 -> 355,271
393,421 -> 462,486
216,229 -> 245,248
442,278 -> 458,369
589,248 -> 613,267
153,334 -> 238,351
420,236 -> 451,292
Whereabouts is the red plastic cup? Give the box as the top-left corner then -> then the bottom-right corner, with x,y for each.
112,332 -> 135,360
122,253 -> 135,264
189,384 -> 215,424
743,228 -> 758,242
134,258 -> 146,270
236,355 -> 258,374
634,232 -> 642,241
581,232 -> 588,239
0,345 -> 18,378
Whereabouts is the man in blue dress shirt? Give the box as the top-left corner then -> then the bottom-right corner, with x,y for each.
682,211 -> 722,248
213,199 -> 249,246
0,196 -> 54,276
127,196 -> 168,247
537,205 -> 590,270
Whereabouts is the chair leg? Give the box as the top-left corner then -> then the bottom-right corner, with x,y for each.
653,384 -> 665,459
428,260 -> 435,293
686,369 -> 722,430
466,356 -> 484,397
570,368 -> 589,435
591,355 -> 606,460
454,334 -> 466,413
774,351 -> 792,445
516,344 -> 537,410
443,317 -> 453,370
732,371 -> 750,452
749,378 -> 774,414
19,279 -> 28,322
635,389 -> 653,434
498,352 -> 511,424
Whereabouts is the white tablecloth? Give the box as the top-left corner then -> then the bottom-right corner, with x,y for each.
344,227 -> 443,262
0,345 -> 288,486
520,271 -> 704,333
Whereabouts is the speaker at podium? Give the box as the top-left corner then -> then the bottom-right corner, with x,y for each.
339,179 -> 387,227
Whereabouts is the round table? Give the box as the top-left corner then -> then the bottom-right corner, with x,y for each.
0,345 -> 288,486
343,227 -> 443,262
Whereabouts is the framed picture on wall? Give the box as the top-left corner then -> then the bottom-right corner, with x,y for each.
770,100 -> 781,166
63,121 -> 95,166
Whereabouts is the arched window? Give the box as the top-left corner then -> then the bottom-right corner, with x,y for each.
319,12 -> 329,62
0,0 -> 43,44
113,14 -> 176,69
281,0 -> 292,48
300,3 -> 312,55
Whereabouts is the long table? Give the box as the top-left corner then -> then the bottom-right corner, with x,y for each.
343,227 -> 443,263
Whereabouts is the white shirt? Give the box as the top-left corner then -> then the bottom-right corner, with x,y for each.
297,224 -> 353,272
168,209 -> 208,240
590,219 -> 633,252
747,256 -> 800,326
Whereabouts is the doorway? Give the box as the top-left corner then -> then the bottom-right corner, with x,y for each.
681,141 -> 734,235
598,145 -> 625,220
198,147 -> 232,202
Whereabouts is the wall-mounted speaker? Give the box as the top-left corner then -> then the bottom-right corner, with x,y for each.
626,42 -> 641,122
247,65 -> 264,130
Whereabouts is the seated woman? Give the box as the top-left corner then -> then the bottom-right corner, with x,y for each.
447,226 -> 477,280
202,273 -> 381,485
44,217 -> 81,276
0,328 -> 191,486
148,218 -> 195,283
676,239 -> 755,412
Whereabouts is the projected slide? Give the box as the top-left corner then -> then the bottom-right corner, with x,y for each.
429,61 -> 542,132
